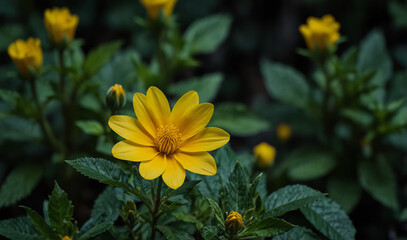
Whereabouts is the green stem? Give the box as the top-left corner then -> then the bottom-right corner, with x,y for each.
320,58 -> 334,136
149,178 -> 163,240
29,78 -> 64,155
59,48 -> 73,155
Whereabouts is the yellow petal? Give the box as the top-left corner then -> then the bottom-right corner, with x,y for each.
109,115 -> 155,146
112,140 -> 158,162
173,151 -> 216,176
179,127 -> 230,152
133,93 -> 157,137
170,90 -> 199,124
146,86 -> 171,128
176,103 -> 214,140
139,153 -> 167,180
162,155 -> 186,189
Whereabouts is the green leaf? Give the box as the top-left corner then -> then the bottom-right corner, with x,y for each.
281,147 -> 336,181
66,158 -> 130,189
0,116 -> 41,141
202,226 -> 218,240
48,182 -> 74,234
389,1 -> 407,29
261,59 -> 310,109
0,164 -> 42,208
83,40 -> 123,77
90,187 -> 120,222
301,198 -> 356,240
0,217 -> 39,240
184,14 -> 232,54
264,185 -> 325,217
400,208 -> 407,221
76,120 -> 104,136
327,179 -> 361,213
206,196 -> 225,228
358,158 -> 399,211
168,72 -> 223,103
273,227 -> 320,240
241,217 -> 295,237
168,180 -> 200,200
22,206 -> 58,240
156,225 -> 194,240
222,162 -> 251,213
77,216 -> 113,240
211,102 -> 270,137
393,46 -> 407,68
0,24 -> 24,51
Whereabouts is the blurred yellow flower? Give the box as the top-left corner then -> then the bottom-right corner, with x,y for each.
253,142 -> 276,168
106,84 -> 126,112
299,14 -> 340,51
44,7 -> 79,45
62,236 -> 72,240
109,86 -> 230,189
276,123 -> 292,141
8,38 -> 43,77
225,211 -> 243,233
139,0 -> 177,19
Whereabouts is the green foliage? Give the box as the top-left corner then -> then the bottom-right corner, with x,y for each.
156,225 -> 194,240
184,14 -> 232,54
76,120 -> 104,136
22,206 -> 59,239
0,164 -> 42,208
0,217 -> 39,240
327,179 -> 361,213
241,218 -> 295,238
211,102 -> 270,137
48,182 -> 74,235
301,198 -> 356,240
388,1 -> 407,29
206,197 -> 225,229
273,227 -> 320,240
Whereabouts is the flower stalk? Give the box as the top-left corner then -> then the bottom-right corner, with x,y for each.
149,178 -> 163,240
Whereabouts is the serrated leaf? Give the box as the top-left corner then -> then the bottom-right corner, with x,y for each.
273,227 -> 320,240
358,158 -> 399,211
206,196 -> 225,228
184,14 -> 232,54
77,216 -> 113,240
168,180 -> 200,200
222,162 -> 251,212
83,40 -> 123,77
76,120 -> 104,136
261,59 -> 310,109
264,185 -> 325,217
0,217 -> 39,240
202,226 -> 218,240
168,73 -> 223,103
22,206 -> 58,240
327,179 -> 361,213
241,217 -> 295,237
301,198 -> 356,240
211,102 -> 270,137
90,187 -> 120,222
0,164 -> 42,208
66,158 -> 129,189
48,182 -> 74,235
156,225 -> 194,240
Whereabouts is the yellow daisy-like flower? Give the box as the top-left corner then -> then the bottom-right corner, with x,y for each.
139,0 -> 177,20
44,7 -> 79,45
8,37 -> 43,77
299,14 -> 340,51
109,87 -> 230,189
253,142 -> 276,168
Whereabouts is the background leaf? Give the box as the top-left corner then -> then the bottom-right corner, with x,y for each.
273,227 -> 320,240
242,217 -> 295,238
0,217 -> 39,240
76,120 -> 104,136
83,40 -> 123,77
327,179 -> 361,213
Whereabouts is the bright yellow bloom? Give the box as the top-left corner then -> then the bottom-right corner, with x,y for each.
62,236 -> 72,240
139,0 -> 177,19
253,142 -> 276,168
44,7 -> 79,45
299,14 -> 340,51
106,84 -> 126,112
225,211 -> 243,233
109,87 -> 230,189
8,38 -> 43,77
276,123 -> 292,141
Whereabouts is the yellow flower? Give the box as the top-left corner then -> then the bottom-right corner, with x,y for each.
106,84 -> 126,112
109,87 -> 230,189
225,211 -> 243,234
253,142 -> 276,168
44,7 -> 79,45
276,123 -> 291,141
139,0 -> 177,19
62,236 -> 72,240
8,38 -> 43,77
299,14 -> 340,51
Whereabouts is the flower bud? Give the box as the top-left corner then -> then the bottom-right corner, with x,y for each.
299,14 -> 340,51
276,123 -> 292,141
8,38 -> 43,78
124,200 -> 137,213
106,84 -> 126,113
225,211 -> 243,234
139,0 -> 177,20
62,236 -> 72,240
44,7 -> 79,46
253,142 -> 276,168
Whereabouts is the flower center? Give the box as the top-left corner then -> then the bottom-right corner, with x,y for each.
155,124 -> 181,154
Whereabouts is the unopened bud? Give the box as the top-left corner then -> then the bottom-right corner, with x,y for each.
62,236 -> 72,240
225,211 -> 243,234
106,84 -> 126,113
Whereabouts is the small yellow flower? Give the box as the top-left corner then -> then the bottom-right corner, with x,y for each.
139,0 -> 177,19
109,87 -> 230,189
8,38 -> 43,77
299,14 -> 340,51
62,236 -> 72,240
44,7 -> 79,45
253,142 -> 276,168
106,84 -> 126,112
276,123 -> 292,141
225,211 -> 243,234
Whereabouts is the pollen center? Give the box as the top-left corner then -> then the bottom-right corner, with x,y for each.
155,124 -> 181,154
